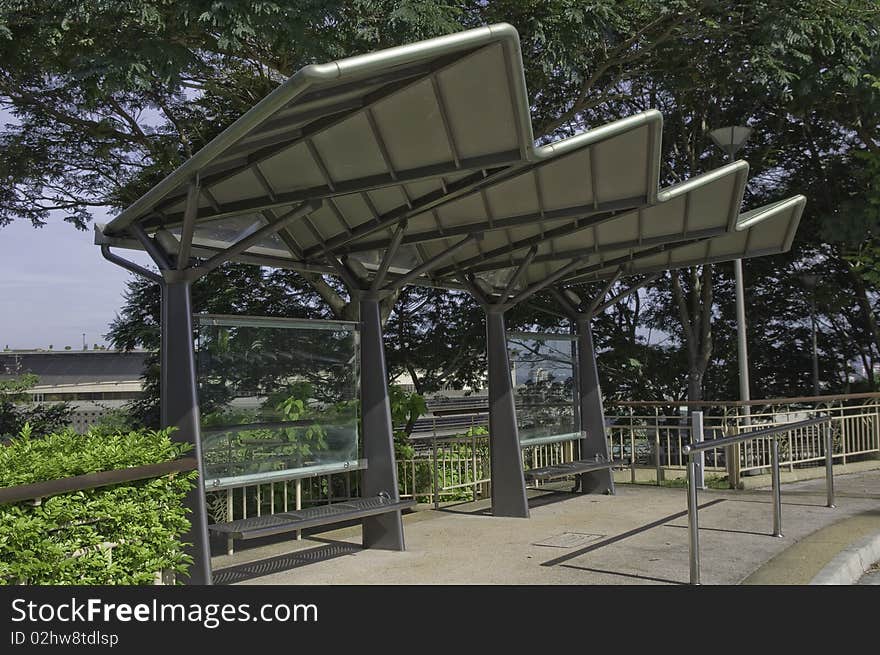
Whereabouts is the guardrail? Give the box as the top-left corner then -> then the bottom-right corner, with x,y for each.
0,457 -> 198,505
682,414 -> 834,585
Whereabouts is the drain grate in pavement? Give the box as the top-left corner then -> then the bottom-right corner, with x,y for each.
533,532 -> 605,549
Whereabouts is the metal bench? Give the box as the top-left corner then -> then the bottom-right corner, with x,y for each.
524,456 -> 630,493
209,493 -> 416,550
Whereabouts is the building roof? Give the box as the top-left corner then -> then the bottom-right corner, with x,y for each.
0,351 -> 148,387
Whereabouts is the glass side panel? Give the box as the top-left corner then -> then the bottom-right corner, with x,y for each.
507,333 -> 578,445
195,314 -> 359,486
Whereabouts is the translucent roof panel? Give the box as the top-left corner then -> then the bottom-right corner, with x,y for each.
339,110 -> 662,255
103,24 -> 534,238
526,196 -> 806,290
427,160 -> 748,282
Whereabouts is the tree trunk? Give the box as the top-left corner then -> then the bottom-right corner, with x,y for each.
671,265 -> 714,402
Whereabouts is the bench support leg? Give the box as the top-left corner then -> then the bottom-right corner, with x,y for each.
486,308 -> 530,518
359,295 -> 406,550
576,317 -> 615,495
161,279 -> 213,583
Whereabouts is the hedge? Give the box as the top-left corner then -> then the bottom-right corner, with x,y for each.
0,425 -> 196,585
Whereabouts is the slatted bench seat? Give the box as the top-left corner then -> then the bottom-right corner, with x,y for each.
524,457 -> 630,492
209,493 -> 416,548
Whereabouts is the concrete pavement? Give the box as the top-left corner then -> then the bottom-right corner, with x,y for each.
212,469 -> 880,585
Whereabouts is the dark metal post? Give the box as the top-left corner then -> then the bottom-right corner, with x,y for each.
359,295 -> 406,549
485,308 -> 529,518
160,278 -> 212,585
575,316 -> 615,494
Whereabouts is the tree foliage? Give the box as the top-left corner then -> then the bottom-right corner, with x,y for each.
3,1 -> 879,401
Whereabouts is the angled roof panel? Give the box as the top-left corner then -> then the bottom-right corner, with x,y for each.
96,23 -> 805,299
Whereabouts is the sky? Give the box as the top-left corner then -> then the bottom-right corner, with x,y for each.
0,213 -> 154,350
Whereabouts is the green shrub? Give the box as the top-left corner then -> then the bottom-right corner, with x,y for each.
0,426 -> 196,585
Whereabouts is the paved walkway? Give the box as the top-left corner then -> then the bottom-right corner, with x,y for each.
212,469 -> 880,585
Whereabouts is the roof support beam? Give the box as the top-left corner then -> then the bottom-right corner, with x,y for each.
386,234 -> 479,292
130,222 -> 171,271
591,273 -> 661,316
370,221 -> 407,291
325,253 -> 362,292
302,162 -> 521,258
177,180 -> 200,270
429,74 -> 460,168
585,268 -> 623,316
342,195 -> 646,254
463,225 -> 727,275
198,201 -> 321,275
148,150 -> 522,231
563,239 -> 704,285
506,255 -> 593,307
460,272 -> 492,306
548,288 -> 579,319
496,245 -> 536,305
433,210 -> 632,277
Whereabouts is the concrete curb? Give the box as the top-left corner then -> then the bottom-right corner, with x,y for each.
809,530 -> 880,585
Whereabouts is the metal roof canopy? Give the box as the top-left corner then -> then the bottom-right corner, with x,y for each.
96,22 -> 805,300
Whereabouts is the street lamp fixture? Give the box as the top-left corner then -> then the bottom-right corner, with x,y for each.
709,126 -> 754,159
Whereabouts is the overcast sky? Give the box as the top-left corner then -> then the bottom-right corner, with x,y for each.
0,213 -> 154,350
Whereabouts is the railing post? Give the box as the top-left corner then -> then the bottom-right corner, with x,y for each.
771,435 -> 783,537
295,478 -> 302,541
692,411 -> 705,490
432,436 -> 440,510
226,488 -> 234,556
654,408 -> 662,486
825,420 -> 835,508
630,424 -> 636,483
472,432 -> 478,502
687,451 -> 701,585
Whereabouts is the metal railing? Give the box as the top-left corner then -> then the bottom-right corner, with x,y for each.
203,393 -> 878,550
682,414 -> 835,585
397,431 -> 580,506
605,393 -> 880,482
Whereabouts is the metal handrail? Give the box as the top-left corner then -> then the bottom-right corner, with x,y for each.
683,416 -> 831,454
609,391 -> 880,407
684,413 -> 835,585
0,457 -> 198,505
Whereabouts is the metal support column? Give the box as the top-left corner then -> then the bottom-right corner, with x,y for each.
359,295 -> 406,549
575,316 -> 615,495
734,259 -> 752,429
485,308 -> 529,518
160,279 -> 212,585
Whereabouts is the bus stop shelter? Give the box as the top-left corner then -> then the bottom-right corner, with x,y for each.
95,23 -> 805,584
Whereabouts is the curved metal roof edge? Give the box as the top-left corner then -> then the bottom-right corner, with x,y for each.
105,23 -> 531,236
534,109 -> 663,204
736,194 -> 806,231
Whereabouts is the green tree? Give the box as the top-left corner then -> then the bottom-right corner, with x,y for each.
5,1 -> 879,401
